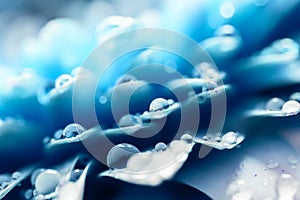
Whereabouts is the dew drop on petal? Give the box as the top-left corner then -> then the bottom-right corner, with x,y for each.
31,169 -> 45,186
63,123 -> 85,138
155,142 -> 167,152
149,98 -> 169,112
222,132 -> 238,145
289,92 -> 300,101
180,133 -> 194,143
265,97 -> 284,111
107,143 -> 140,169
281,100 -> 300,115
266,160 -> 279,169
35,169 -> 61,195
12,171 -> 21,180
53,129 -> 63,140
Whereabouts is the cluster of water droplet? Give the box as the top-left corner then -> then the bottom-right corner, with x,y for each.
196,131 -> 244,150
265,92 -> 300,116
0,171 -> 22,191
104,133 -> 194,185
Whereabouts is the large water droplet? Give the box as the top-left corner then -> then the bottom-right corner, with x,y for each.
266,160 -> 279,169
265,97 -> 284,111
118,114 -> 142,128
31,169 -> 45,186
155,142 -> 167,152
107,143 -> 140,169
149,98 -> 169,118
55,74 -> 73,93
35,169 -> 61,195
277,173 -> 298,200
180,133 -> 194,143
63,123 -> 85,138
281,100 -> 300,115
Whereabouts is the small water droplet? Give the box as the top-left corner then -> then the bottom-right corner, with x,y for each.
215,136 -> 222,142
290,92 -> 300,101
155,142 -> 167,152
180,134 -> 194,143
222,132 -> 237,145
35,169 -> 61,195
12,171 -> 21,180
55,74 -> 73,93
63,123 -> 85,138
42,137 -> 50,144
282,100 -> 300,115
265,97 -> 284,111
24,189 -> 33,199
266,159 -> 279,169
70,169 -> 83,182
53,129 -> 63,140
107,143 -> 140,169
118,114 -> 142,128
1,182 -> 9,189
202,135 -> 208,141
288,155 -> 298,164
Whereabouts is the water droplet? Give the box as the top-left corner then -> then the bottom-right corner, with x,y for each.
31,169 -> 45,186
107,143 -> 140,169
180,134 -> 194,143
116,74 -> 137,85
70,169 -> 83,182
202,135 -> 208,141
63,123 -> 85,138
1,182 -> 9,189
149,98 -> 169,112
167,99 -> 174,105
118,114 -> 142,128
265,97 -> 284,111
282,100 -> 300,115
24,189 -> 33,199
12,171 -> 21,180
55,74 -> 73,93
35,169 -> 61,195
42,137 -> 50,144
288,155 -> 298,164
277,173 -> 298,199
289,92 -> 300,101
99,95 -> 107,104
215,136 -> 222,142
266,160 -> 279,169
53,129 -> 63,140
155,142 -> 167,152
222,132 -> 237,145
